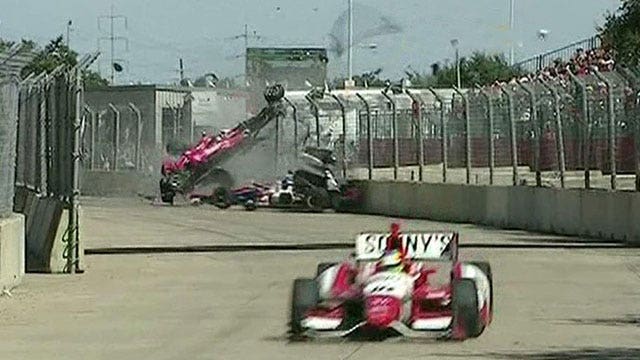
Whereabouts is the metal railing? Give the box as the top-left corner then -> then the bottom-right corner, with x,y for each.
514,36 -> 601,73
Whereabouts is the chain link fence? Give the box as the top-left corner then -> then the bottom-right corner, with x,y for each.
279,67 -> 639,191
0,43 -> 99,272
0,45 -> 35,217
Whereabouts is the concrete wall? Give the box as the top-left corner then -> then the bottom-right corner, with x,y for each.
80,170 -> 159,197
0,214 -> 25,290
354,180 -> 640,244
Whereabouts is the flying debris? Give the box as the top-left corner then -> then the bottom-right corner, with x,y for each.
327,3 -> 402,57
537,29 -> 550,40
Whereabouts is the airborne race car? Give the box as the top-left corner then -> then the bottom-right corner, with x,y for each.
290,224 -> 493,340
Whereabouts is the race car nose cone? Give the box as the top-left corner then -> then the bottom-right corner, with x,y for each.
365,296 -> 401,328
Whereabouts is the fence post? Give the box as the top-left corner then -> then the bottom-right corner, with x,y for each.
453,87 -> 471,184
478,86 -> 496,185
616,67 -> 640,191
36,79 -> 48,194
96,109 -> 107,170
83,105 -> 96,170
275,113 -> 280,174
540,80 -> 566,188
283,97 -> 298,155
329,93 -> 348,179
427,88 -> 448,183
567,71 -> 591,189
304,94 -> 321,147
127,103 -> 143,171
405,89 -> 425,182
356,93 -> 373,180
517,81 -> 542,187
67,69 -> 82,274
500,85 -> 519,186
107,103 -> 120,171
381,90 -> 399,180
593,70 -> 617,190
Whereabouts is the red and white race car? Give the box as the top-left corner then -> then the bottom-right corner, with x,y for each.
289,223 -> 493,340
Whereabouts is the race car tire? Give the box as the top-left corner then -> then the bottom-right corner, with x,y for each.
244,200 -> 257,211
452,279 -> 482,339
468,261 -> 493,322
264,84 -> 285,103
316,262 -> 338,277
306,187 -> 330,212
290,278 -> 319,336
159,179 -> 175,205
212,187 -> 232,209
160,191 -> 175,205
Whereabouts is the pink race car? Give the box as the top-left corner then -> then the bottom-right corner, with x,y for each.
289,224 -> 493,340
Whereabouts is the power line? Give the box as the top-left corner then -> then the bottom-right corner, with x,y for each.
98,5 -> 128,84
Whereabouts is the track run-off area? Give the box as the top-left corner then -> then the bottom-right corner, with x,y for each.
1,197 -> 640,360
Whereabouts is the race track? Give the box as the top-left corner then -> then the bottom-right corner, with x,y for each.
1,197 -> 639,360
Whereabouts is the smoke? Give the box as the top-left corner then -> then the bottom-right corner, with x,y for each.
327,3 -> 403,57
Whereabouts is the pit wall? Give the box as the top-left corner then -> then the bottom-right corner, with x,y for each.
353,181 -> 640,244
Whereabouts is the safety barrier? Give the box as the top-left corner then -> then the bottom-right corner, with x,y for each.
352,180 -> 640,244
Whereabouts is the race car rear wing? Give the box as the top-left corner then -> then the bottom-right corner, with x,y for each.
355,232 -> 459,262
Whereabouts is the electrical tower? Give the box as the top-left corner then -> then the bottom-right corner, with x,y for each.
227,24 -> 261,85
98,5 -> 129,85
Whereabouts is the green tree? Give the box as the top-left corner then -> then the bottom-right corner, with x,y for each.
407,52 -> 524,88
21,36 -> 78,77
599,0 -> 640,67
1,35 -> 108,87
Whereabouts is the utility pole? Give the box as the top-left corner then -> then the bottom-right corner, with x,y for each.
98,5 -> 128,85
66,20 -> 73,48
179,58 -> 184,82
451,39 -> 461,88
228,24 -> 261,85
509,0 -> 515,65
347,0 -> 353,82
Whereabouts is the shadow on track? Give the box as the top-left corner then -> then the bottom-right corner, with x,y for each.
430,347 -> 640,359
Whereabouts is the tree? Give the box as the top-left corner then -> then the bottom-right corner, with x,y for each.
1,35 -> 108,87
21,36 -> 78,77
599,0 -> 640,67
407,52 -> 524,88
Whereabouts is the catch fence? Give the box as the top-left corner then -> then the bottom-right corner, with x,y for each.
279,67 -> 640,191
0,43 -> 98,272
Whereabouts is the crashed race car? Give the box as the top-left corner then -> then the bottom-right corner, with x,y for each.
289,223 -> 493,340
159,85 -> 286,204
212,147 -> 351,212
208,182 -> 272,211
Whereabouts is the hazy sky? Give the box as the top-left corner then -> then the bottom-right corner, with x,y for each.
0,0 -> 621,84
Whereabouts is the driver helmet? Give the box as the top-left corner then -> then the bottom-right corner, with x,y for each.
380,249 -> 404,273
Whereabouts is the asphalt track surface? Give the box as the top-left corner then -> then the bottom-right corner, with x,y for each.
1,197 -> 640,360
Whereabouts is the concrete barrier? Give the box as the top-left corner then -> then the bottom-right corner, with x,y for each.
81,170 -> 159,197
0,214 -> 25,290
354,180 -> 640,244
13,187 -> 85,274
